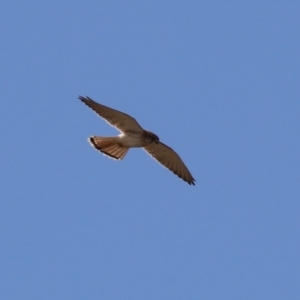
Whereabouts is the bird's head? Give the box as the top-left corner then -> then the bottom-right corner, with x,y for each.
146,131 -> 159,144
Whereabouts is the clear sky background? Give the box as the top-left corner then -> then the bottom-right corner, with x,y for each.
1,1 -> 299,299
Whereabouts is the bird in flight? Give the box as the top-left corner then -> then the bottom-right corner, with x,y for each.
79,96 -> 195,185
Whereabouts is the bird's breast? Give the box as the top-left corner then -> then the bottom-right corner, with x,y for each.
118,131 -> 149,148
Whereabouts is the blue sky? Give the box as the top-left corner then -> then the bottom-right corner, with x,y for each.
1,1 -> 299,299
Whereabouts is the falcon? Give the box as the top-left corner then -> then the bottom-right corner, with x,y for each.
79,96 -> 195,185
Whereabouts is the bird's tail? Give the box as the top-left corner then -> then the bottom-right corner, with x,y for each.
88,136 -> 129,160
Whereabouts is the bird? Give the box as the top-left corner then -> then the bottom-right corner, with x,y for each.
79,96 -> 195,185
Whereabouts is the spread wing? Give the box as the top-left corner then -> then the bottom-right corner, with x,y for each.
79,96 -> 143,133
144,142 -> 195,185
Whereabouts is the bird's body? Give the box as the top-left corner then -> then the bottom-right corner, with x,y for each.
79,96 -> 195,185
118,131 -> 158,148
118,132 -> 143,147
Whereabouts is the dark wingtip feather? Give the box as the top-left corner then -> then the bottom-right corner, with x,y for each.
186,177 -> 196,186
174,170 -> 195,186
78,95 -> 90,103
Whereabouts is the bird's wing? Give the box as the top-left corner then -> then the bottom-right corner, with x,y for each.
144,142 -> 195,185
79,96 -> 143,133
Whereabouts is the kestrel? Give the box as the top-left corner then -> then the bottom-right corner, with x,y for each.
79,96 -> 195,185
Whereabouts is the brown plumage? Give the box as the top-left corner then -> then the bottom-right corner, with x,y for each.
79,96 -> 195,185
89,137 -> 129,160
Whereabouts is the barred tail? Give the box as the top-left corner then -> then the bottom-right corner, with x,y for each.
89,136 -> 129,160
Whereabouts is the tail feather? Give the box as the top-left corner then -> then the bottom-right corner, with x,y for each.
89,136 -> 129,160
